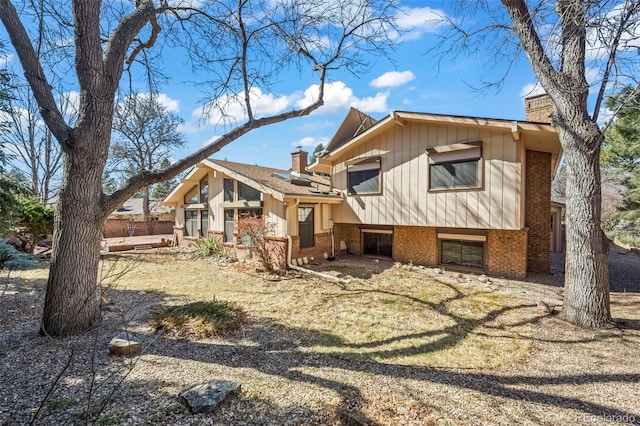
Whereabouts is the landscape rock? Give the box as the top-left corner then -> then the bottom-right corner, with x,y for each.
478,274 -> 490,283
109,332 -> 141,356
179,380 -> 241,414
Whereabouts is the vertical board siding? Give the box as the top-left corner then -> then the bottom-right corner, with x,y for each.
331,121 -> 521,230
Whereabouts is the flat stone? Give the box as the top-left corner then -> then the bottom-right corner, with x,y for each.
179,380 -> 241,414
109,332 -> 141,356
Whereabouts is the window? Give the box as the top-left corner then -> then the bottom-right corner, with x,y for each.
184,210 -> 198,237
430,160 -> 480,189
238,181 -> 261,201
224,179 -> 234,202
224,209 -> 234,242
347,158 -> 381,195
427,142 -> 482,190
199,176 -> 209,203
238,208 -> 263,246
200,210 -> 209,236
184,186 -> 199,204
298,205 -> 314,249
440,240 -> 484,269
362,231 -> 392,257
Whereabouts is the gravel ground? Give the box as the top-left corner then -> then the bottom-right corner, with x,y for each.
1,244 -> 639,425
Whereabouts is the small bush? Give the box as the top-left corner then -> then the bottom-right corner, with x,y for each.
152,300 -> 247,339
192,236 -> 226,258
0,240 -> 39,270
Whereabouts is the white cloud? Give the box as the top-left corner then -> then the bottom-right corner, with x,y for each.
519,82 -> 546,98
352,91 -> 389,113
195,87 -> 299,127
394,6 -> 448,41
370,71 -> 415,88
156,93 -> 180,112
291,136 -> 330,148
296,81 -> 389,114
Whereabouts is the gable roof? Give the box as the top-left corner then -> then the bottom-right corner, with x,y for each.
326,107 -> 379,152
163,158 -> 342,205
309,109 -> 562,175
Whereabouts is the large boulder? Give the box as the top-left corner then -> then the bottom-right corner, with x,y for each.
179,380 -> 241,414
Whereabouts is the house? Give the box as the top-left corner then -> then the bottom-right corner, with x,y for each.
164,94 -> 562,279
162,156 -> 343,263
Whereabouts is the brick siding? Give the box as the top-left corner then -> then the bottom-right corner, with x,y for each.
486,229 -> 528,279
394,226 -> 438,266
290,232 -> 331,262
333,223 -> 362,255
525,150 -> 551,273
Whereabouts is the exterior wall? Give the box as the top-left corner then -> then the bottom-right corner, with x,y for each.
524,95 -> 553,123
486,229 -> 528,279
333,223 -> 362,255
393,226 -> 438,266
103,219 -> 174,238
525,150 -> 551,273
290,232 -> 331,263
334,223 -> 529,279
330,121 -> 520,230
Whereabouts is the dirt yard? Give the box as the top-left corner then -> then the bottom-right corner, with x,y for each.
1,245 -> 639,425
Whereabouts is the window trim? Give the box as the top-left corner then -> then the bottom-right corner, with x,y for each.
347,157 -> 382,195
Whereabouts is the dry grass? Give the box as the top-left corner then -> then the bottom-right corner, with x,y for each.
2,249 -> 639,425
96,251 -> 534,369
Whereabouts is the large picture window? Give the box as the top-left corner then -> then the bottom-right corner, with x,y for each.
427,142 -> 482,191
183,175 -> 209,238
347,158 -> 381,195
430,159 -> 480,190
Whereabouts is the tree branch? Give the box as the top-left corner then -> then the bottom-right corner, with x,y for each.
101,72 -> 326,214
500,0 -> 560,94
592,0 -> 640,122
0,0 -> 72,151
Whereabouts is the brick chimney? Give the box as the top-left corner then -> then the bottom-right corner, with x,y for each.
291,149 -> 308,175
524,93 -> 553,123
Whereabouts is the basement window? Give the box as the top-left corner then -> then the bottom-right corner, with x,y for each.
438,233 -> 486,270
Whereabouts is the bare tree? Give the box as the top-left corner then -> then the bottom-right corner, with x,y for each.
110,93 -> 185,221
2,80 -> 69,203
439,0 -> 640,327
0,0 -> 397,335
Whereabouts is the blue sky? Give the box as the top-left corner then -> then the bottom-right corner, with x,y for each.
149,2 -> 544,171
2,1 -> 594,174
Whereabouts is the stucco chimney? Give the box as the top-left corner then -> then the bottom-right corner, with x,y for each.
524,93 -> 553,123
291,149 -> 308,175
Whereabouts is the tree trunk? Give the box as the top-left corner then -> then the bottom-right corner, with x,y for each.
142,186 -> 150,222
558,119 -> 612,327
41,153 -> 105,335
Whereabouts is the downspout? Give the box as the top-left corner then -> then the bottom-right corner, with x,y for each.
285,199 -> 349,284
